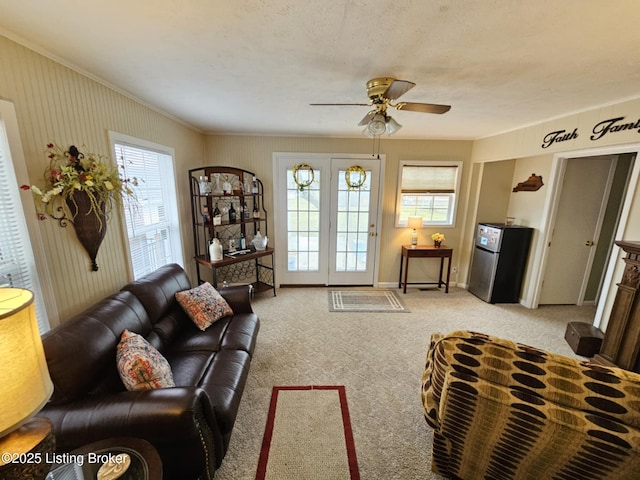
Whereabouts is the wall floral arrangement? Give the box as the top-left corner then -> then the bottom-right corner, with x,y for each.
22,143 -> 138,271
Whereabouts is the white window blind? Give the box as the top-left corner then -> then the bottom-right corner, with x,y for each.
401,165 -> 458,193
396,162 -> 462,227
0,119 -> 49,333
113,140 -> 183,279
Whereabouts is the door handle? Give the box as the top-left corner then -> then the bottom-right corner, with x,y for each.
585,240 -> 594,246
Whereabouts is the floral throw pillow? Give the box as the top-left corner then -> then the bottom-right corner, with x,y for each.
116,329 -> 175,391
175,282 -> 234,331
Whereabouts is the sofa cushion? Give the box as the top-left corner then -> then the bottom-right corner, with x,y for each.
122,262 -> 192,323
117,330 -> 175,391
166,347 -> 250,442
175,282 -> 233,330
42,291 -> 151,404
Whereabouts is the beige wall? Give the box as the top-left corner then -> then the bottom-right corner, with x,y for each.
472,100 -> 640,320
204,135 -> 474,285
1,36 -> 205,325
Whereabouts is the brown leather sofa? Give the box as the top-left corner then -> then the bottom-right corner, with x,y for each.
38,263 -> 260,480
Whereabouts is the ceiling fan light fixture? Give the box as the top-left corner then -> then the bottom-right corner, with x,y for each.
385,115 -> 402,136
362,126 -> 376,138
366,113 -> 387,136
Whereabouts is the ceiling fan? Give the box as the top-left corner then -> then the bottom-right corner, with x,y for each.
310,77 -> 451,135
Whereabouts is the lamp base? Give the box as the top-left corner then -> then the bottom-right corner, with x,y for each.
410,230 -> 418,247
0,417 -> 55,480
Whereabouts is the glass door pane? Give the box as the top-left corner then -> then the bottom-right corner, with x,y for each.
286,168 -> 321,272
335,170 -> 371,272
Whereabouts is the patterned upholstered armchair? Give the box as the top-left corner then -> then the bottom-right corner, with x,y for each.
421,330 -> 640,480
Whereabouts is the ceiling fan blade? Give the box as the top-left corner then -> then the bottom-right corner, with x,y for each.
383,80 -> 415,100
310,103 -> 370,106
395,102 -> 451,114
358,110 -> 377,126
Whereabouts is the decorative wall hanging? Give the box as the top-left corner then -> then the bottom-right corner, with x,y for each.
345,165 -> 367,189
292,163 -> 315,191
513,173 -> 544,192
23,143 -> 138,271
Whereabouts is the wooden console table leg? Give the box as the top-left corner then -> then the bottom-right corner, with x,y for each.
445,255 -> 451,293
403,255 -> 409,293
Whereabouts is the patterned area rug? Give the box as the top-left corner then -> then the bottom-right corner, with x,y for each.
255,385 -> 360,480
328,290 -> 410,312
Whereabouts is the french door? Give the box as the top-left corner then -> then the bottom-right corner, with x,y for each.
274,153 -> 382,286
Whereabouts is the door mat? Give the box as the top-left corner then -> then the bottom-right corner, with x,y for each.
256,385 -> 360,480
328,290 -> 410,312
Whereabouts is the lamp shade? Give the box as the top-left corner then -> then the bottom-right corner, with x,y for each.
0,289 -> 53,437
385,115 -> 402,136
407,216 -> 423,230
366,113 -> 387,136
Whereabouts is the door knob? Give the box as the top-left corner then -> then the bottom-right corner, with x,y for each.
585,240 -> 594,246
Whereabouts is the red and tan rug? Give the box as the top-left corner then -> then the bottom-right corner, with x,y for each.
255,385 -> 360,480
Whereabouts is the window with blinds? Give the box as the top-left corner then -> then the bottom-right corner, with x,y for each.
0,114 -> 49,332
112,138 -> 183,279
395,161 -> 462,227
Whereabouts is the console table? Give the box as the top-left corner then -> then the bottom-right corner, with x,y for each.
398,244 -> 453,294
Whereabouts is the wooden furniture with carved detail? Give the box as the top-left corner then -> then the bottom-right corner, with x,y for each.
593,240 -> 640,372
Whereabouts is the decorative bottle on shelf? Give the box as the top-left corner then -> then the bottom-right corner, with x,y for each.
251,176 -> 259,194
239,232 -> 246,250
228,203 -> 237,223
209,236 -> 223,261
242,201 -> 250,220
202,205 -> 210,224
223,177 -> 233,195
252,197 -> 260,219
212,202 -> 222,225
212,173 -> 222,194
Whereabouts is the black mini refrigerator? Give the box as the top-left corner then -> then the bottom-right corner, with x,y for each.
468,223 -> 533,303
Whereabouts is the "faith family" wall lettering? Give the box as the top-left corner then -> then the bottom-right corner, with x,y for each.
541,116 -> 640,149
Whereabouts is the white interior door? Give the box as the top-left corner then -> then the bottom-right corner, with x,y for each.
274,153 -> 382,286
539,156 -> 616,304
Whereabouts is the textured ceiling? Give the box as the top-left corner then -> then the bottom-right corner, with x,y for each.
1,1 -> 639,139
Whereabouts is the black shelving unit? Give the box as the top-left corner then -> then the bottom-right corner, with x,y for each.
188,166 -> 275,295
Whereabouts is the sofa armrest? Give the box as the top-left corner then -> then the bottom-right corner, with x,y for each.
421,332 -> 445,429
41,386 -> 218,442
218,284 -> 254,314
40,387 -> 220,479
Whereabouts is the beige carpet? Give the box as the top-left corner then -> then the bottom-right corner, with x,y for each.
255,386 -> 359,480
213,286 -> 595,480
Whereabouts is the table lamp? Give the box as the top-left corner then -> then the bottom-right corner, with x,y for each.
0,288 -> 55,480
408,216 -> 423,247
